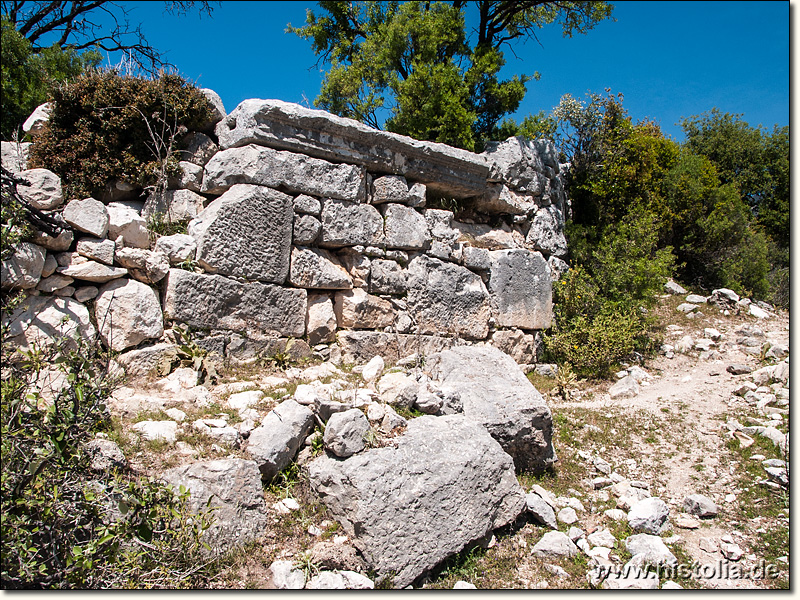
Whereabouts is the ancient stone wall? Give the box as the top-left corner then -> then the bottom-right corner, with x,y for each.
2,96 -> 569,370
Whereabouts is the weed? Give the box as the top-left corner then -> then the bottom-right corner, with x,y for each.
173,326 -> 218,386
292,550 -> 319,581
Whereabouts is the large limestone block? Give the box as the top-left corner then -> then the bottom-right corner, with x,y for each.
425,344 -> 555,473
381,203 -> 430,250
474,183 -> 539,215
289,247 -> 352,290
308,414 -> 525,588
142,189 -> 206,223
189,184 -> 292,283
2,295 -> 96,353
106,203 -> 150,249
336,331 -> 457,364
320,198 -> 384,248
216,99 -> 490,198
246,399 -> 315,480
406,255 -> 490,340
95,278 -> 164,351
162,269 -> 306,337
487,249 -> 552,330
527,205 -> 567,257
1,241 -> 46,290
483,136 -> 549,193
62,197 -> 109,238
334,288 -> 394,329
306,293 -> 337,345
17,168 -> 63,210
160,458 -> 268,554
202,144 -> 366,201
76,237 -> 115,265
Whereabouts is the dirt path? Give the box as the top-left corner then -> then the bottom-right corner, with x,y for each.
548,307 -> 790,589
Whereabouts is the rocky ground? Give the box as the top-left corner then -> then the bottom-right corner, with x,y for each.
85,290 -> 788,590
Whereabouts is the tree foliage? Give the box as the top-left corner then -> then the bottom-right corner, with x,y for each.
681,109 -> 789,248
1,18 -> 100,139
289,0 -> 613,151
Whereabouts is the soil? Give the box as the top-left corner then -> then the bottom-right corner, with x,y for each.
547,303 -> 790,589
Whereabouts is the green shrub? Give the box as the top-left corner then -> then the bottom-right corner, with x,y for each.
544,266 -> 657,379
28,70 -> 213,200
545,209 -> 671,379
677,183 -> 770,298
1,330 -> 215,588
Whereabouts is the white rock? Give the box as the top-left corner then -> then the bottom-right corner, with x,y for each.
95,278 -> 164,351
340,571 -> 375,590
269,560 -> 306,590
453,581 -> 477,590
63,197 -> 110,238
107,202 -> 150,248
154,233 -> 197,265
609,375 -> 639,399
557,507 -> 578,525
227,390 -> 264,410
627,497 -> 669,535
23,102 -> 52,134
132,420 -> 177,443
305,571 -> 346,590
361,355 -> 385,383
532,531 -> 579,558
1,241 -> 46,290
587,528 -> 617,548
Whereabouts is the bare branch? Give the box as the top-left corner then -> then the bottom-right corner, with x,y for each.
3,1 -> 217,74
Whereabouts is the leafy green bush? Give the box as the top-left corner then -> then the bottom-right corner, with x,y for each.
28,70 -> 213,199
544,266 -> 659,379
544,209 -> 671,378
1,330 -> 215,588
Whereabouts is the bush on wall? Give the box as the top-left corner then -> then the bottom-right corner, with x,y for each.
28,70 -> 214,200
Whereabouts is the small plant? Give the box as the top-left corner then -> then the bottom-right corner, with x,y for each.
266,339 -> 298,371
555,363 -> 578,401
267,461 -> 302,500
292,551 -> 319,581
173,326 -> 218,386
147,211 -> 188,240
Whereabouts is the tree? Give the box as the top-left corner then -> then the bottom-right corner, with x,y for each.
289,0 -> 613,151
2,19 -> 100,139
1,1 -> 216,73
1,1 -> 217,139
680,109 -> 789,247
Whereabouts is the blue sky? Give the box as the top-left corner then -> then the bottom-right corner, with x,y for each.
109,1 -> 790,143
